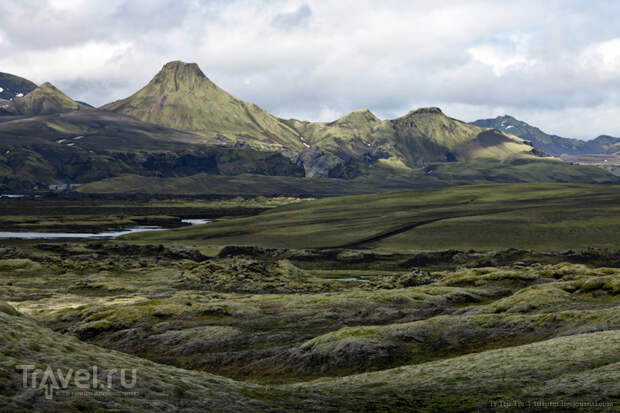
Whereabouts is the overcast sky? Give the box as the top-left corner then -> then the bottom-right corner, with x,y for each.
1,0 -> 620,139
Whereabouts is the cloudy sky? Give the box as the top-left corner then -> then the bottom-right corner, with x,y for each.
1,0 -> 620,139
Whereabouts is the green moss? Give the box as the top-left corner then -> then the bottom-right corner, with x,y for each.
0,302 -> 19,317
103,61 -> 305,152
128,183 -> 620,251
10,82 -> 89,116
0,259 -> 42,272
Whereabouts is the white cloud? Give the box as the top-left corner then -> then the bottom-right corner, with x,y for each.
579,38 -> 620,80
468,40 -> 538,77
0,41 -> 134,83
0,0 -> 619,138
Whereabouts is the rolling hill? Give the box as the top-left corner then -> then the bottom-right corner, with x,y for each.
0,82 -> 91,116
128,182 -> 620,251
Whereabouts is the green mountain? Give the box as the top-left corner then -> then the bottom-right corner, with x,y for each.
0,71 -> 37,100
1,82 -> 90,116
0,110 -> 302,191
0,62 -> 617,194
286,107 -> 543,177
471,115 -> 620,156
102,61 -> 305,154
587,135 -> 620,155
104,61 -> 543,178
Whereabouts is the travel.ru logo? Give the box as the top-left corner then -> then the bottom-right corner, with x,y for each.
17,365 -> 138,400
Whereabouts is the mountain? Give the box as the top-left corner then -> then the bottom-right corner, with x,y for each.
0,61 -> 617,193
104,61 -> 543,177
2,104 -> 612,194
287,107 -> 542,177
102,61 -> 305,154
0,110 -> 303,191
471,115 -> 620,156
0,71 -> 37,100
584,135 -> 620,155
0,82 -> 90,116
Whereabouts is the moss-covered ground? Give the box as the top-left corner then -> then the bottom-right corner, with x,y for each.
1,189 -> 619,411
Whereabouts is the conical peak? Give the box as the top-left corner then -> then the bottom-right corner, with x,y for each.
10,80 -> 86,115
26,82 -> 66,99
335,108 -> 380,124
161,60 -> 204,76
408,107 -> 443,116
395,107 -> 445,123
152,61 -> 212,91
352,108 -> 377,117
38,82 -> 59,92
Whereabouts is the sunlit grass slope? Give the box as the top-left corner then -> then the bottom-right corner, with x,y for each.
5,82 -> 90,116
102,61 -> 304,152
129,183 -> 620,251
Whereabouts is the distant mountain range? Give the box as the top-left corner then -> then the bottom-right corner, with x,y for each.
0,61 -> 618,194
471,115 -> 620,156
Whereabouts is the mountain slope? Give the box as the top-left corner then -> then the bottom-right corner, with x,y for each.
391,107 -> 538,162
0,61 -> 616,192
0,110 -> 303,191
585,135 -> 620,155
1,82 -> 90,116
102,61 -> 305,153
103,61 -> 545,178
0,72 -> 37,100
471,115 -> 620,156
285,107 -> 541,177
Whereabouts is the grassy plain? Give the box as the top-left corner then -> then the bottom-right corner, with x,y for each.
129,183 -> 620,251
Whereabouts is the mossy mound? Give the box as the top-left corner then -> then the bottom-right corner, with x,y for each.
0,301 -> 20,316
0,259 -> 42,272
179,257 -> 331,293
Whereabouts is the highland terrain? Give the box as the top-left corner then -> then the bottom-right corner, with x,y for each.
0,62 -> 619,412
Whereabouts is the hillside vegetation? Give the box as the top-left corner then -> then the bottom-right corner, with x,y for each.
129,183 -> 620,251
0,63 -> 618,193
103,61 -> 305,154
102,61 -> 559,179
0,110 -> 303,191
1,82 -> 90,116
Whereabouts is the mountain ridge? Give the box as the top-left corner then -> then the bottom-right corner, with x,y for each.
0,71 -> 37,101
0,63 -> 617,193
471,114 -> 620,156
103,61 -> 544,177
